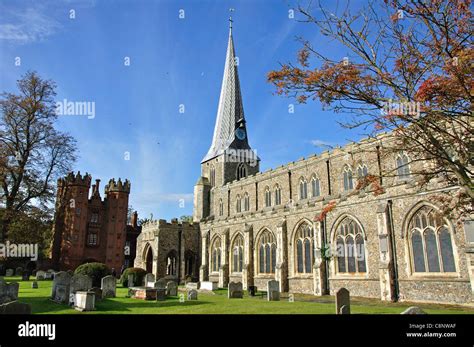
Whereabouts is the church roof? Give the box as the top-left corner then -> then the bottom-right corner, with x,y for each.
202,23 -> 250,163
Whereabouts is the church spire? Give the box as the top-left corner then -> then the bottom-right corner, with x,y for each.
202,15 -> 251,163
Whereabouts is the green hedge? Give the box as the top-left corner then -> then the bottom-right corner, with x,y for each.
74,262 -> 111,287
120,267 -> 146,287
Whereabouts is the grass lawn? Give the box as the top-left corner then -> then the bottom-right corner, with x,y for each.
6,276 -> 474,314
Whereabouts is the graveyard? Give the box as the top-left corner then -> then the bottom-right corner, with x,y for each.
2,275 -> 473,315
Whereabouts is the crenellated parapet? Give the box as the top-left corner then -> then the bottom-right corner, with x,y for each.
105,178 -> 131,194
58,171 -> 91,187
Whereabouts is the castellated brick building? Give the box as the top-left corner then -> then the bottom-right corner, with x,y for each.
189,24 -> 474,304
51,172 -> 137,271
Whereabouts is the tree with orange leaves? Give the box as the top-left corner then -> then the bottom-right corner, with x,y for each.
268,0 -> 472,218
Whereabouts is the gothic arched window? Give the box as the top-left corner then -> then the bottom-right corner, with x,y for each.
232,234 -> 244,273
210,165 -> 216,187
274,184 -> 282,206
311,176 -> 320,198
166,250 -> 177,276
244,193 -> 250,211
258,230 -> 276,274
237,163 -> 247,180
408,206 -> 456,273
236,194 -> 242,213
299,178 -> 308,200
265,186 -> 271,207
335,217 -> 366,274
211,237 -> 222,273
295,222 -> 314,274
343,166 -> 354,191
218,198 -> 223,216
396,152 -> 411,179
357,164 -> 368,178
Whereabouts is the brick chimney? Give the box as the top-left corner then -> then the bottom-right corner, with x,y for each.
131,211 -> 138,228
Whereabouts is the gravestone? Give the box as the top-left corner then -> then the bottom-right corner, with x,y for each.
401,306 -> 426,315
36,271 -> 46,281
22,273 -> 30,281
166,281 -> 178,296
228,282 -> 243,298
267,280 -> 280,301
0,279 -> 19,304
128,274 -> 135,287
248,286 -> 257,296
156,289 -> 166,301
0,301 -> 32,314
132,288 -> 157,300
185,282 -> 199,290
155,278 -> 167,290
187,289 -> 198,300
44,272 -> 53,280
70,274 -> 92,298
200,281 -> 218,291
336,288 -> 350,315
145,273 -> 155,287
5,269 -> 14,277
15,267 -> 23,276
75,291 -> 95,311
31,281 -> 38,289
339,304 -> 350,314
51,271 -> 71,304
90,287 -> 102,301
101,275 -> 116,298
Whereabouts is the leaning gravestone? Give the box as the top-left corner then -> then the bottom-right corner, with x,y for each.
336,287 -> 350,314
267,280 -> 280,301
36,271 -> 46,281
145,273 -> 155,287
166,281 -> 178,296
228,282 -> 243,299
101,275 -> 116,298
401,306 -> 426,315
5,269 -> 14,277
187,289 -> 198,300
51,271 -> 71,304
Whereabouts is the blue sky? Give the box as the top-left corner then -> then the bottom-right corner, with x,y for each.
0,0 -> 364,221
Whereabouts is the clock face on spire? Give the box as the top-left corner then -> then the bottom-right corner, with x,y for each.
236,128 -> 246,140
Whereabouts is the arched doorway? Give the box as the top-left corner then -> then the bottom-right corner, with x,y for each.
145,247 -> 153,274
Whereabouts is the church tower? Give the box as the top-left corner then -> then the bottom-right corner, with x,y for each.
194,18 -> 259,222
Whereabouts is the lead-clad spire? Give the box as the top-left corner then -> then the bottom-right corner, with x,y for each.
202,18 -> 251,163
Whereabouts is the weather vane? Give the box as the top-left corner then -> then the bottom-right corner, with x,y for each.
229,8 -> 235,29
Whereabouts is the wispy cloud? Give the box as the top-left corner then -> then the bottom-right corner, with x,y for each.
310,139 -> 337,149
0,6 -> 61,44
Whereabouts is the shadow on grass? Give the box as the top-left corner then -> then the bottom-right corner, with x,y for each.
94,297 -> 210,313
